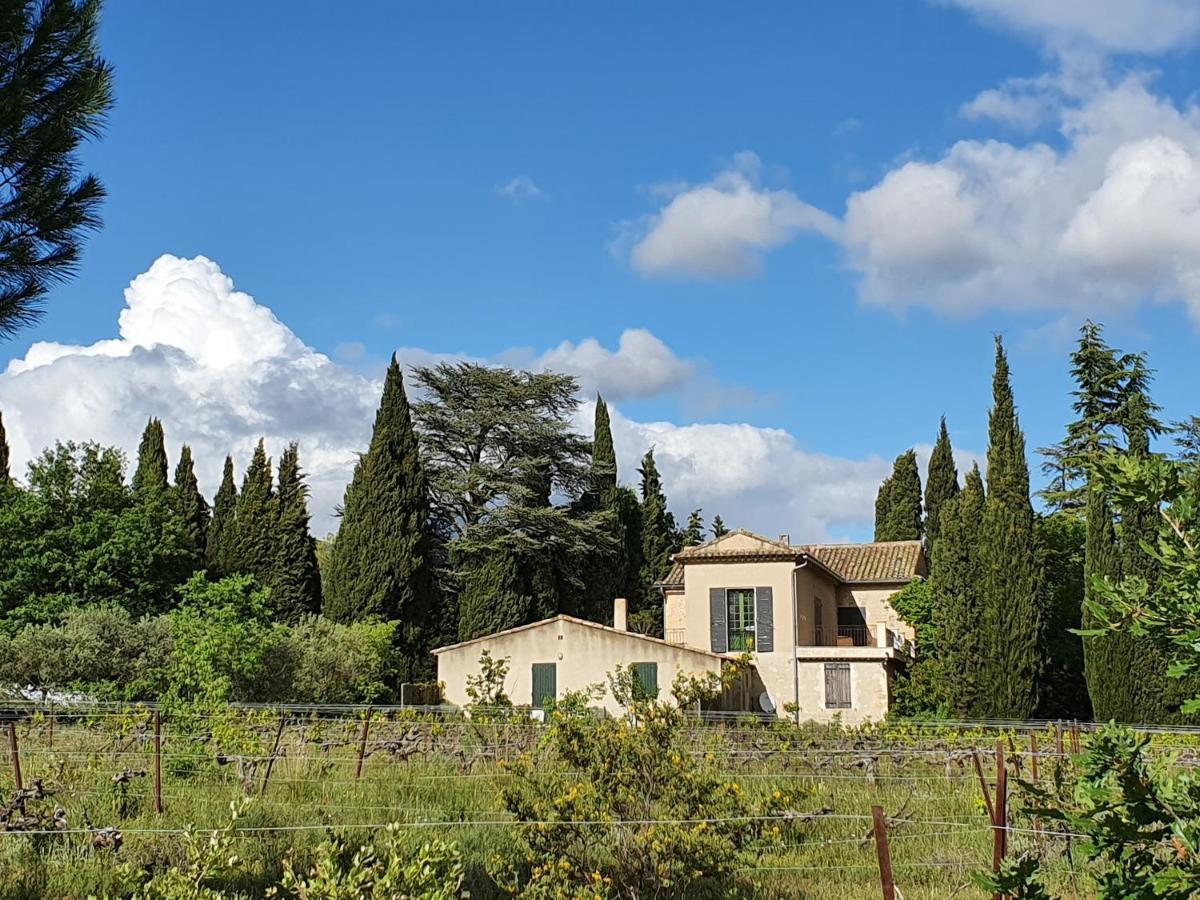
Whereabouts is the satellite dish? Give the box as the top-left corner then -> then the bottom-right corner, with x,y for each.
758,692 -> 776,714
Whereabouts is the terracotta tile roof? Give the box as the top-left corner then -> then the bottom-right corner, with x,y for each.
798,541 -> 925,583
658,530 -> 925,586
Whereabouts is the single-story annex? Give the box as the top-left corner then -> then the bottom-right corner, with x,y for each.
434,529 -> 926,722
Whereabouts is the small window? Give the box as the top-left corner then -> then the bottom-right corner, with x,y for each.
726,588 -> 756,651
824,663 -> 851,709
631,662 -> 659,699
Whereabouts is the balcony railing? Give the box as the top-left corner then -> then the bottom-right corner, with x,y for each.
665,628 -> 687,645
806,625 -> 876,648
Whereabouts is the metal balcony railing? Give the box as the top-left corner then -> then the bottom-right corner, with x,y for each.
807,625 -> 876,648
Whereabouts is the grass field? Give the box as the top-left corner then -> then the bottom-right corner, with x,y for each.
0,704 -> 1184,898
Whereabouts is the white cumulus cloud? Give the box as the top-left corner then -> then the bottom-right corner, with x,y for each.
0,254 -> 888,541
940,0 -> 1200,54
619,152 -> 842,279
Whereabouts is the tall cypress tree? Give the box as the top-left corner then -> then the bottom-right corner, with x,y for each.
590,395 -> 617,491
132,418 -> 169,496
711,515 -> 728,538
207,456 -> 237,574
876,450 -> 922,541
171,444 -> 209,563
225,439 -> 277,583
924,418 -> 959,560
271,442 -> 321,622
1082,482 -> 1126,718
638,449 -> 673,594
681,509 -> 705,547
456,545 -> 526,640
935,464 -> 986,715
976,336 -> 1042,719
0,409 -> 10,486
873,476 -> 893,541
324,356 -> 438,678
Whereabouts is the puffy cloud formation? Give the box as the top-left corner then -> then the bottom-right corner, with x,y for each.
620,152 -> 842,279
845,77 -> 1200,318
0,254 -> 894,540
942,0 -> 1200,54
622,73 -> 1200,322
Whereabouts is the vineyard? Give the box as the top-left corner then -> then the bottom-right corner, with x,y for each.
2,701 -> 1193,898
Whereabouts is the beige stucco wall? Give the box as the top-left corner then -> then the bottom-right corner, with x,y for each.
435,617 -> 724,715
841,584 -> 917,644
667,551 -> 905,722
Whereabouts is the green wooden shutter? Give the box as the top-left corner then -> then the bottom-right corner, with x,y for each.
755,586 -> 774,652
532,663 -> 556,708
632,662 -> 658,698
710,588 -> 727,653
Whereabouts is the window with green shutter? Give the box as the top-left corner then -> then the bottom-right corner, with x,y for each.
631,662 -> 658,699
531,663 -> 556,708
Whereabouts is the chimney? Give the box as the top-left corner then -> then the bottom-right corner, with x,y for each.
613,597 -> 628,631
779,533 -> 790,546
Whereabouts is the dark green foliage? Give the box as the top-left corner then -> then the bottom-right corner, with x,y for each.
934,464 -> 986,715
0,408 -> 10,487
638,449 -> 673,634
0,0 -> 114,337
589,394 -> 617,492
874,449 -> 922,541
206,455 -> 237,574
888,579 -> 951,717
414,362 -> 611,641
455,543 -> 531,640
131,418 -> 168,497
1034,512 -> 1091,720
325,358 -> 438,678
270,443 -> 321,622
170,444 -> 209,563
710,515 -> 728,538
1083,483 -> 1127,720
681,509 -> 704,547
0,441 -> 194,627
975,336 -> 1042,719
1038,322 -> 1126,512
223,439 -> 277,586
924,417 -> 959,560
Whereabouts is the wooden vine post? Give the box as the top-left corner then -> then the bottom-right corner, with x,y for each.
7,721 -> 21,792
992,738 -> 1008,900
1029,732 -> 1039,782
355,707 -> 373,781
871,805 -> 896,900
153,710 -> 163,814
261,713 -> 287,796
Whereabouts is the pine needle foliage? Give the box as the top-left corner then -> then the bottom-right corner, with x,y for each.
0,0 -> 114,337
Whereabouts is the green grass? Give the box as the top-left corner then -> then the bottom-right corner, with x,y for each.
0,709 -> 1157,898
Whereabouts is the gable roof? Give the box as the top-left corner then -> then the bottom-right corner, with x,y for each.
798,541 -> 925,583
432,614 -> 726,659
657,529 -> 924,587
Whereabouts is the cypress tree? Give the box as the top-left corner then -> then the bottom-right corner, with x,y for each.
976,336 -> 1042,719
711,515 -> 728,538
1082,481 -> 1126,719
456,545 -> 526,640
590,395 -> 617,492
639,449 -> 673,592
324,356 -> 438,678
681,509 -> 705,547
0,409 -> 10,487
171,444 -> 209,562
873,476 -> 893,541
207,456 -> 237,574
876,450 -> 922,541
225,439 -> 277,583
935,464 -> 986,716
271,442 -> 321,622
924,417 -> 959,560
132,418 -> 169,496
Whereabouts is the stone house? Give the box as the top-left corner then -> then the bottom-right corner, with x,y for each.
434,529 -> 925,722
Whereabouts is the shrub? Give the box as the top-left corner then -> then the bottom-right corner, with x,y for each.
281,616 -> 401,704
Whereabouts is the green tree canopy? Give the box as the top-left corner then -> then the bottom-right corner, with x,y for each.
271,442 -> 321,622
132,418 -> 168,497
171,444 -> 209,563
206,455 -> 237,574
875,449 -> 922,541
0,0 -> 114,337
924,417 -> 959,558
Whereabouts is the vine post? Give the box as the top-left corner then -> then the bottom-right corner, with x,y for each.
7,720 -> 22,791
355,707 -> 373,781
153,710 -> 163,814
871,804 -> 895,900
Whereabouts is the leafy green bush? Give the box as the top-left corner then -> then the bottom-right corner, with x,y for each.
281,616 -> 401,703
494,663 -> 795,898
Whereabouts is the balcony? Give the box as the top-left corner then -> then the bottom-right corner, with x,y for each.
665,628 -> 687,645
806,625 -> 876,648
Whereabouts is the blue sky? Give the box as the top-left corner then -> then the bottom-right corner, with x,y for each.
4,1 -> 1200,541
